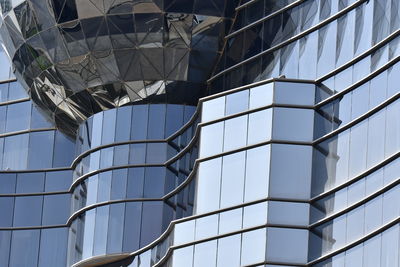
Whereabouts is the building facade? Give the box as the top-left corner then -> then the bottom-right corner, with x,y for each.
0,0 -> 398,267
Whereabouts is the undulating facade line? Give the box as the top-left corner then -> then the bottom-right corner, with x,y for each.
0,0 -> 399,266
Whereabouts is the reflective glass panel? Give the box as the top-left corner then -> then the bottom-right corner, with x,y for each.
9,230 -> 40,267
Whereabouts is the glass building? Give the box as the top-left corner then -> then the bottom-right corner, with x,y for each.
0,0 -> 398,267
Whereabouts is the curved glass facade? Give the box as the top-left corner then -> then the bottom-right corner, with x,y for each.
0,0 -> 399,267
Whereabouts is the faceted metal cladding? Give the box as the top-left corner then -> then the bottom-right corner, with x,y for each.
0,0 -> 236,135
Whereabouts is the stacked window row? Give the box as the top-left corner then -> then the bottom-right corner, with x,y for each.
200,106 -> 314,158
0,130 -> 74,170
202,81 -> 315,123
176,201 -> 308,247
221,0 -> 358,71
315,61 -> 400,140
75,104 -> 196,156
312,223 -> 400,267
200,109 -> 272,158
310,183 -> 400,259
0,227 -> 68,267
311,155 -> 400,222
68,186 -> 195,266
0,193 -> 70,227
118,200 -> 309,267
71,166 -> 193,214
143,202 -> 271,267
74,143 -> 175,178
232,0 -> 298,32
211,0 -> 396,92
313,97 -> 400,196
318,32 -> 400,99
0,81 -> 27,103
0,100 -> 53,134
73,138 -> 198,182
160,227 -> 308,267
196,143 -> 312,214
0,48 -> 15,82
0,170 -> 72,195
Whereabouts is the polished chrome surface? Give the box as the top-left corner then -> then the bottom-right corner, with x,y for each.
0,0 -> 236,135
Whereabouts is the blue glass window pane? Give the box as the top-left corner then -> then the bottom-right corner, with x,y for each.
115,106 -> 132,142
223,115 -> 248,151
266,228 -> 309,263
174,220 -> 195,245
249,83 -> 273,109
0,197 -> 14,227
31,105 -> 52,129
193,240 -> 217,267
147,104 -> 166,139
381,225 -> 400,266
97,171 -> 112,202
0,106 -> 6,134
199,122 -> 223,158
272,108 -> 314,142
28,131 -> 55,169
225,90 -> 249,115
3,129 -> 29,170
6,101 -> 31,132
53,132 -> 75,168
131,105 -> 148,140
45,170 -> 72,192
16,172 -> 45,193
42,194 -> 70,225
113,145 -> 129,165
172,246 -> 194,267
248,109 -> 272,145
140,202 -> 163,246
0,231 -> 11,265
100,147 -> 114,169
196,158 -> 222,213
146,143 -> 167,164
348,123 -> 368,178
202,96 -> 225,122
144,167 -> 166,198
39,228 -> 68,267
243,202 -> 268,228
241,228 -> 266,265
220,152 -> 245,208
195,214 -> 218,240
270,144 -> 312,199
9,230 -> 40,267
91,113 -> 103,148
102,109 -> 116,144
274,82 -> 315,105
123,202 -> 142,252
0,173 -> 16,193
219,209 -> 242,234
8,82 -> 28,101
13,196 -> 43,227
363,235 -> 381,267
110,169 -> 127,200
126,168 -> 144,198
245,145 -> 270,202
93,206 -> 110,255
82,209 -> 95,259
165,104 -> 184,136
107,203 -> 125,254
217,235 -> 241,267
0,83 -> 9,102
129,143 -> 146,164
268,201 -> 309,226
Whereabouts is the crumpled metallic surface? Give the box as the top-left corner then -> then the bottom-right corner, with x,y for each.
0,0 -> 236,135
